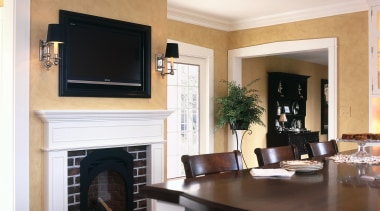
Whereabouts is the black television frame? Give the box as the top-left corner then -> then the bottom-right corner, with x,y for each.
58,10 -> 151,98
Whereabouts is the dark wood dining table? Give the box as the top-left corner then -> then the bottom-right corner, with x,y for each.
139,147 -> 380,211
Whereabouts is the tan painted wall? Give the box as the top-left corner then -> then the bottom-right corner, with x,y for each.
170,12 -> 368,166
30,1 -> 167,210
241,56 -> 328,167
168,20 -> 229,152
229,12 -> 369,141
29,3 -> 368,208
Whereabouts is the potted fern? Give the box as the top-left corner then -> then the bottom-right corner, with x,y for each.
215,79 -> 265,150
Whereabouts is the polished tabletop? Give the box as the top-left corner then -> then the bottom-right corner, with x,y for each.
140,147 -> 380,211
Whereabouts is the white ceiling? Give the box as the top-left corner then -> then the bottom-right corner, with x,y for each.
167,0 -> 369,65
279,49 -> 329,66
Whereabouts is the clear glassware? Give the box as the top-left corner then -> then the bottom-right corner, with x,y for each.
350,142 -> 371,161
336,139 -> 375,162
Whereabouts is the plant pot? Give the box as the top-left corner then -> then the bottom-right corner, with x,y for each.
228,129 -> 247,151
230,120 -> 249,131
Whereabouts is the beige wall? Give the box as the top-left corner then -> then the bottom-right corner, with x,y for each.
228,12 -> 368,155
229,12 -> 369,139
30,1 -> 167,210
241,56 -> 328,167
29,2 -> 369,208
168,20 -> 229,152
170,12 -> 368,166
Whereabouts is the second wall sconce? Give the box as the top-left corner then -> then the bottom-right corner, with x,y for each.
156,43 -> 179,78
39,24 -> 64,70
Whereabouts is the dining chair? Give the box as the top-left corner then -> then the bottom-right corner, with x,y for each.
181,150 -> 243,179
254,145 -> 300,167
305,140 -> 338,158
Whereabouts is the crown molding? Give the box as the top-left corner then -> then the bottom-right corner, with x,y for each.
167,8 -> 231,31
168,0 -> 369,31
368,0 -> 380,6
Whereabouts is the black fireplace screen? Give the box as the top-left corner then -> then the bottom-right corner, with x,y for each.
80,148 -> 134,211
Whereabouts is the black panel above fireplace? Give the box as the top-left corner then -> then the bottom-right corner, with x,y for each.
59,10 -> 151,98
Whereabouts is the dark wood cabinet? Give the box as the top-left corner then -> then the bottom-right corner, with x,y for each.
267,72 -> 319,155
267,131 -> 319,155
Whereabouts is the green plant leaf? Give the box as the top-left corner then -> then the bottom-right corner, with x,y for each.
215,79 -> 266,131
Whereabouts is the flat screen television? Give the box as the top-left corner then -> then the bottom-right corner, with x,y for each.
59,10 -> 151,98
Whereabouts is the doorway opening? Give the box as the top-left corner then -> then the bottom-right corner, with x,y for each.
228,38 -> 337,142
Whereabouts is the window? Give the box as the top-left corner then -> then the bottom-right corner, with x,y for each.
369,5 -> 380,95
165,41 -> 214,179
369,2 -> 380,133
372,98 -> 380,132
167,61 -> 200,178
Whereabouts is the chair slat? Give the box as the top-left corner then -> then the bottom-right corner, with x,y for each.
305,140 -> 338,158
254,145 -> 299,167
181,150 -> 243,178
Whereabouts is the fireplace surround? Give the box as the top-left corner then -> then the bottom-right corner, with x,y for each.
36,110 -> 173,211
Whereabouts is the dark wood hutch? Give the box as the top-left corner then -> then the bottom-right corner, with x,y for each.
267,72 -> 319,155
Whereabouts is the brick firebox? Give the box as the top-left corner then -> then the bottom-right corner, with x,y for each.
67,146 -> 146,210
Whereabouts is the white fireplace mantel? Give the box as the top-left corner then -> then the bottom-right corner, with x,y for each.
35,110 -> 173,211
36,110 -> 174,151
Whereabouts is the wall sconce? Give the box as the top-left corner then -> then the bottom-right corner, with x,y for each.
156,43 -> 179,78
39,24 -> 64,70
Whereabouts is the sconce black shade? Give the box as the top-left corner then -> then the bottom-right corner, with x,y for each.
46,24 -> 64,43
165,43 -> 179,58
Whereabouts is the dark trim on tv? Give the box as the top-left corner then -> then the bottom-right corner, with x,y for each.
58,10 -> 151,98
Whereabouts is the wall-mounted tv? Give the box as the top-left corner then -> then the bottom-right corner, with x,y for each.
59,10 -> 151,98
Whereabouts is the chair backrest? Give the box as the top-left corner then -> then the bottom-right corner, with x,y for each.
305,140 -> 338,158
254,145 -> 299,167
181,150 -> 243,179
